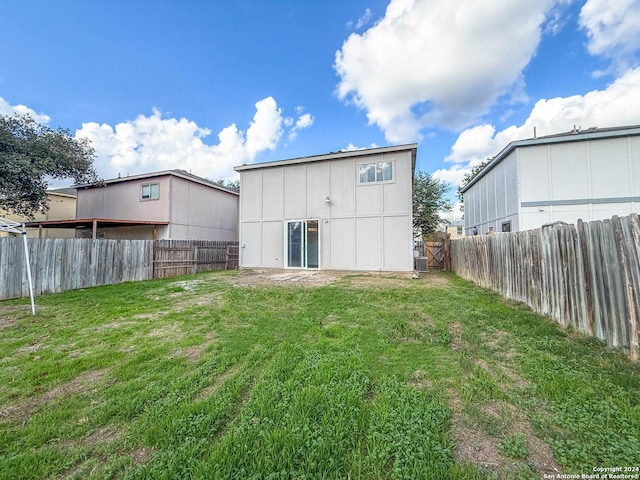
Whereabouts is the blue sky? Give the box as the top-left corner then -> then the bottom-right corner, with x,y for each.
1,0 -> 640,212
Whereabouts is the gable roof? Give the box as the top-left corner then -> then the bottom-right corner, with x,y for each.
75,169 -> 239,196
459,125 -> 640,194
234,144 -> 418,172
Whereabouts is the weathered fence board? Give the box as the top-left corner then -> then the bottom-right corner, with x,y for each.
0,238 -> 153,299
0,238 -> 238,300
452,214 -> 640,360
152,240 -> 237,278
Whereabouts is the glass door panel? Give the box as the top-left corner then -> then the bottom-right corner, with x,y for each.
287,222 -> 303,267
306,220 -> 319,268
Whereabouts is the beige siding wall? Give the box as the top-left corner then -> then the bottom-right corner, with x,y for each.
77,177 -> 171,222
239,149 -> 414,272
76,175 -> 238,240
168,177 -> 238,241
1,193 -> 77,238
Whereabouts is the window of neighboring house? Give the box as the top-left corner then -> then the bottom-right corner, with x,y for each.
501,221 -> 512,233
358,161 -> 393,184
140,183 -> 159,200
456,226 -> 463,235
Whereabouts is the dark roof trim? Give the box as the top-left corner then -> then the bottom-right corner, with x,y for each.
234,144 -> 418,172
459,125 -> 640,194
75,170 -> 239,196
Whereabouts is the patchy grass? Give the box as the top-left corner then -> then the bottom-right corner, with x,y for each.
0,270 -> 639,479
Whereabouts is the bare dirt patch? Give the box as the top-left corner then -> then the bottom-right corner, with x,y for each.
479,329 -> 522,366
147,324 -> 182,339
95,320 -> 140,331
226,269 -> 344,287
169,279 -> 205,292
85,425 -> 120,445
0,305 -> 27,330
408,369 -> 433,389
16,342 -> 42,354
177,331 -> 216,363
412,271 -> 453,285
346,274 -> 413,289
0,369 -> 109,423
133,447 -> 153,465
448,391 -> 561,477
448,322 -> 467,351
172,291 -> 226,312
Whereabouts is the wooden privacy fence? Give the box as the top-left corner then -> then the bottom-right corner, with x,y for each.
0,238 -> 153,300
153,240 -> 238,278
0,238 -> 239,300
451,214 -> 640,360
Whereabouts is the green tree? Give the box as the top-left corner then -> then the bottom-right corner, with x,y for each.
0,113 -> 99,217
413,170 -> 452,236
456,157 -> 492,212
214,178 -> 240,192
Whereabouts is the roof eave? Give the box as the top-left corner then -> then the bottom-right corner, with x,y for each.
460,125 -> 640,194
234,143 -> 419,172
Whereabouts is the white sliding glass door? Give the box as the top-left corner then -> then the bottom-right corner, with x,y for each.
286,220 -> 319,269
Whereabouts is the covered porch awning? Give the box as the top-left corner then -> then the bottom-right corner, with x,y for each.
25,218 -> 169,239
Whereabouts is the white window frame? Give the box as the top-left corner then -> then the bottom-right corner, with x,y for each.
140,183 -> 159,201
357,161 -> 395,185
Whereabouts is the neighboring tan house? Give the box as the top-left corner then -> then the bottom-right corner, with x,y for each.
1,189 -> 77,238
460,125 -> 640,234
234,144 -> 417,272
30,170 -> 239,240
445,220 -> 465,239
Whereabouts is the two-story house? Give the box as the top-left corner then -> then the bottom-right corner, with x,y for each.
460,125 -> 640,234
30,170 -> 239,240
234,144 -> 417,272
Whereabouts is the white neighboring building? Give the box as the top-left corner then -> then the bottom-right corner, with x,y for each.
460,125 -> 640,234
234,144 -> 417,272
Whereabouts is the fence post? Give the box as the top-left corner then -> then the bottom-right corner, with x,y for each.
193,245 -> 198,275
443,234 -> 451,271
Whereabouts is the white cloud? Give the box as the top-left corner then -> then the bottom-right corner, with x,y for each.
245,97 -> 283,157
76,97 -> 312,181
579,0 -> 640,72
444,124 -> 499,165
432,164 -> 470,188
343,142 -> 380,151
436,67 -> 640,187
355,8 -> 373,29
0,96 -> 51,124
347,8 -> 373,30
335,0 -> 560,143
287,112 -> 314,141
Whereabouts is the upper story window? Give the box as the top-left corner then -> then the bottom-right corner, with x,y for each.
140,183 -> 159,200
359,161 -> 393,184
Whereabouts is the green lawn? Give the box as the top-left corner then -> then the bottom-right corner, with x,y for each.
0,271 -> 639,479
